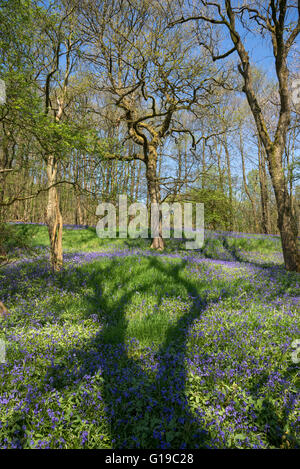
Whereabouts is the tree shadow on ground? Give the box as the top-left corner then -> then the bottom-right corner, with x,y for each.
245,363 -> 300,449
2,248 -> 298,448
45,256 -> 234,448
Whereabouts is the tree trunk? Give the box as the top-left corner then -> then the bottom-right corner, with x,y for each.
0,171 -> 5,222
223,136 -> 233,231
201,138 -> 206,190
46,156 -> 63,271
215,0 -> 300,271
240,129 -> 259,232
258,139 -> 271,234
268,148 -> 300,272
74,187 -> 83,226
147,145 -> 164,250
0,133 -> 9,222
130,161 -> 136,202
135,160 -> 142,201
215,137 -> 224,193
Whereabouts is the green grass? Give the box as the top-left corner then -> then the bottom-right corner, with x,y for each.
223,236 -> 282,253
10,223 -> 284,254
0,224 -> 299,449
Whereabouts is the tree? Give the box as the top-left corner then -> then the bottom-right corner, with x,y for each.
0,0 -> 41,218
170,0 -> 300,271
30,0 -> 100,270
78,0 -> 221,249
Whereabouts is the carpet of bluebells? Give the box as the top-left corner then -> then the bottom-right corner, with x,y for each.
0,225 -> 299,449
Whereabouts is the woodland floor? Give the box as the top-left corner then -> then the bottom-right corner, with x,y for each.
0,225 -> 299,449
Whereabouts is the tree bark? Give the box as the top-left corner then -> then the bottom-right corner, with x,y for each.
46,156 -> 63,271
147,145 -> 164,250
224,0 -> 300,271
75,188 -> 83,226
223,135 -> 233,231
258,139 -> 271,234
268,148 -> 300,271
0,132 -> 10,221
135,160 -> 142,202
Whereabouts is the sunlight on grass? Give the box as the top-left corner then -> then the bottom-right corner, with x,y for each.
0,225 -> 299,449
